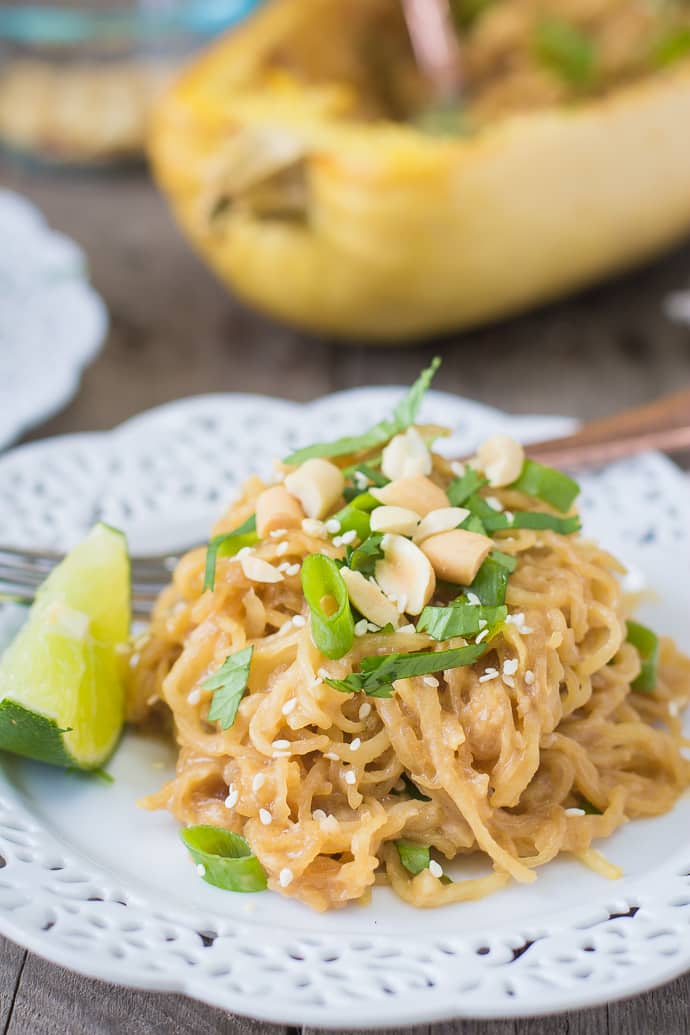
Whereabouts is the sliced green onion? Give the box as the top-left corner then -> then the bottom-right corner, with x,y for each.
469,551 -> 515,606
204,645 -> 254,729
349,491 -> 382,512
346,534 -> 385,576
331,503 -> 371,542
511,459 -> 580,513
326,643 -> 485,697
418,603 -> 507,641
181,825 -> 267,893
301,554 -> 354,660
459,513 -> 488,536
396,840 -> 430,875
283,358 -> 441,464
577,796 -> 603,816
344,464 -> 390,490
626,620 -> 660,693
203,515 -> 258,592
447,467 -> 487,506
534,16 -> 596,88
390,773 -> 431,802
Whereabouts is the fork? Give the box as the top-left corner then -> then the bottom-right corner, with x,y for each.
0,544 -> 186,618
1,385 -> 689,615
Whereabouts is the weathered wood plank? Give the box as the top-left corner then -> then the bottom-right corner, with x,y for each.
0,936 -> 26,1034
608,972 -> 690,1035
5,952 -> 286,1035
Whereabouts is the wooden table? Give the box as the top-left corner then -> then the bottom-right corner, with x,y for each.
1,160 -> 690,1035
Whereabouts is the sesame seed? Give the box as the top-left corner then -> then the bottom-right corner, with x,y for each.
291,614 -> 306,628
478,619 -> 488,630
354,619 -> 369,637
317,668 -> 330,679
313,808 -> 327,822
564,807 -> 586,817
324,751 -> 339,761
354,471 -> 369,489
224,786 -> 239,809
428,860 -> 443,879
398,624 -> 416,634
270,528 -> 288,538
341,529 -> 357,545
475,629 -> 489,644
282,698 -> 297,715
485,496 -> 504,512
279,867 -> 294,887
466,592 -> 481,606
503,658 -> 519,676
344,770 -> 357,785
505,511 -> 514,523
259,808 -> 272,825
423,676 -> 439,688
502,675 -> 515,688
277,561 -> 291,573
325,518 -> 341,534
479,669 -> 498,684
322,814 -> 339,832
276,541 -> 289,556
668,700 -> 680,717
302,518 -> 327,538
187,688 -> 202,705
524,670 -> 535,686
366,622 -> 381,632
252,773 -> 265,792
332,535 -> 344,547
285,563 -> 300,577
358,702 -> 372,720
272,739 -> 290,750
506,612 -> 524,625
350,738 -> 361,751
196,863 -> 206,877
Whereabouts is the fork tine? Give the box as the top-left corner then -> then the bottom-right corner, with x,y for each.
0,564 -> 169,597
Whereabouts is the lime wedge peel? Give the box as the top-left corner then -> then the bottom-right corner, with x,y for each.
0,523 -> 131,770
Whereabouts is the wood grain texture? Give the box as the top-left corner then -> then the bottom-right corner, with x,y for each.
0,158 -> 689,1034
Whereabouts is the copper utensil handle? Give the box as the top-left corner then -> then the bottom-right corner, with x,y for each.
519,387 -> 690,469
401,0 -> 463,100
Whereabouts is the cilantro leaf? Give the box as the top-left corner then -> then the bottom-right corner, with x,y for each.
283,358 -> 441,464
204,646 -> 254,729
418,603 -> 507,640
326,643 -> 485,697
203,515 -> 258,592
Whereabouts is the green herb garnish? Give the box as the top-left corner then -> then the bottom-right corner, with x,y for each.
203,515 -> 258,592
391,773 -> 432,801
469,550 -> 517,606
464,495 -> 581,534
346,533 -> 385,576
204,646 -> 254,730
447,467 -> 487,506
181,825 -> 267,893
331,502 -> 372,542
283,357 -> 441,464
325,643 -> 485,698
653,27 -> 690,68
626,620 -> 660,693
577,796 -> 603,816
418,603 -> 507,640
511,459 -> 580,513
534,16 -> 596,88
396,840 -> 430,875
301,554 -> 354,659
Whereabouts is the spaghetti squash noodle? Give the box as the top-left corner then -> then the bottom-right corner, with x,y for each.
130,371 -> 690,911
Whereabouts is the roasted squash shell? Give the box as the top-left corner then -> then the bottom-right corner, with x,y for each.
149,0 -> 690,342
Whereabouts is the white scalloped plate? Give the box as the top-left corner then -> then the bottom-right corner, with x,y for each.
0,190 -> 108,449
0,389 -> 688,1029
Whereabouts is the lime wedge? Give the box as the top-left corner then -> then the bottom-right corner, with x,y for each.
0,524 -> 130,769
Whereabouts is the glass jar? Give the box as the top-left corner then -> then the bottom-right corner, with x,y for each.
0,0 -> 260,165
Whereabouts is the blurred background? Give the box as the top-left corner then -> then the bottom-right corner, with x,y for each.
0,0 -> 689,438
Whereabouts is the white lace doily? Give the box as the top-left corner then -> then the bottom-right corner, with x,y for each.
0,190 -> 107,449
0,389 -> 688,1029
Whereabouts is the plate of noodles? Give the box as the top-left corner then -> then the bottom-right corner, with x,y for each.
0,363 -> 688,1028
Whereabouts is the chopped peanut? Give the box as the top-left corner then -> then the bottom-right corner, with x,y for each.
341,568 -> 400,628
370,505 -> 421,537
420,529 -> 493,585
240,555 -> 284,583
413,506 -> 470,544
375,534 -> 436,615
372,475 -> 449,516
381,427 -> 432,481
476,434 -> 525,488
255,485 -> 305,537
284,458 -> 344,520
